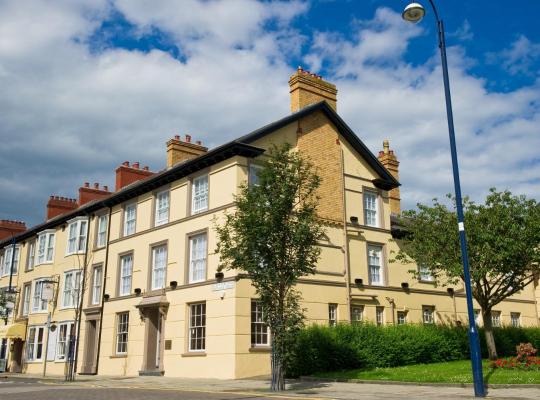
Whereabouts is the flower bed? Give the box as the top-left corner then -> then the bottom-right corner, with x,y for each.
490,343 -> 540,371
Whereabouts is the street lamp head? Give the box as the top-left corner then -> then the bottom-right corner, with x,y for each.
402,2 -> 425,23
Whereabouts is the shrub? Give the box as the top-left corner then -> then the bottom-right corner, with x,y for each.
490,342 -> 540,371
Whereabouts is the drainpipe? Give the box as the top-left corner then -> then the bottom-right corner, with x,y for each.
339,147 -> 352,321
94,207 -> 112,374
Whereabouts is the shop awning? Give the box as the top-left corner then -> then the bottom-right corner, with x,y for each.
0,323 -> 26,339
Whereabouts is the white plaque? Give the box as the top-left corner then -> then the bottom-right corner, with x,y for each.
212,281 -> 234,292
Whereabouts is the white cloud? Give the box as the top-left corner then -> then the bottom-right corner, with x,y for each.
487,35 -> 540,77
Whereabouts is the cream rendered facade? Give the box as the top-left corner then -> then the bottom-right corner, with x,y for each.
1,70 -> 539,379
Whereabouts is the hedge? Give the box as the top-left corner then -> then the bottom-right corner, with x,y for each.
286,323 -> 540,377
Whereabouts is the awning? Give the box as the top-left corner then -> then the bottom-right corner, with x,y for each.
0,323 -> 27,339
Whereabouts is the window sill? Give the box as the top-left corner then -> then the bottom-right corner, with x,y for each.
30,311 -> 49,315
65,251 -> 86,257
181,352 -> 207,357
110,354 -> 128,359
249,346 -> 271,353
418,280 -> 436,285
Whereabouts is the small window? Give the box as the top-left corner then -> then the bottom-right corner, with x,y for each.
474,309 -> 481,325
21,283 -> 31,316
423,306 -> 435,324
188,233 -> 207,283
155,190 -> 170,226
91,266 -> 102,305
37,231 -> 55,264
328,303 -> 338,326
248,164 -> 263,187
2,245 -> 20,276
251,300 -> 269,346
418,265 -> 434,282
363,190 -> 379,227
32,279 -> 48,312
26,326 -> 45,361
66,218 -> 88,255
96,215 -> 108,248
27,241 -> 35,271
189,303 -> 206,351
62,270 -> 82,308
397,311 -> 407,325
119,254 -> 133,296
191,175 -> 209,214
510,312 -> 520,328
351,305 -> 364,323
368,245 -> 384,286
116,312 -> 129,355
56,322 -> 75,361
376,306 -> 384,326
151,245 -> 167,290
491,311 -> 501,328
123,204 -> 137,236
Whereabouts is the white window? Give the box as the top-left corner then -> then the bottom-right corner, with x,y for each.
510,312 -> 520,328
423,306 -> 435,324
62,270 -> 82,308
328,303 -> 338,326
251,301 -> 269,346
1,245 -> 20,276
397,311 -> 407,325
191,175 -> 209,214
491,311 -> 501,327
368,245 -> 384,286
189,234 -> 207,283
248,164 -> 263,187
116,312 -> 129,354
56,322 -> 75,361
418,265 -> 434,282
119,254 -> 133,296
363,191 -> 379,227
123,204 -> 137,236
151,245 -> 167,290
351,305 -> 364,323
66,218 -> 88,255
21,283 -> 31,316
27,241 -> 35,271
155,190 -> 170,226
32,279 -> 48,312
26,326 -> 45,361
376,306 -> 385,326
96,215 -> 108,248
37,231 -> 55,264
189,303 -> 206,351
474,309 -> 481,325
91,266 -> 102,305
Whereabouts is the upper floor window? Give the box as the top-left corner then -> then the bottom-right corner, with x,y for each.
189,233 -> 207,283
367,245 -> 384,286
119,254 -> 133,296
418,265 -> 434,282
32,279 -> 48,313
155,190 -> 170,226
37,230 -> 55,264
248,164 -> 263,187
1,245 -> 20,276
91,265 -> 102,305
363,190 -> 379,227
151,245 -> 167,290
123,204 -> 137,236
251,300 -> 269,347
21,283 -> 31,317
62,270 -> 82,308
66,218 -> 88,255
192,175 -> 208,214
26,241 -> 35,271
96,215 -> 108,248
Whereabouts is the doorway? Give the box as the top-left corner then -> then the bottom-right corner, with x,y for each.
141,308 -> 164,375
81,319 -> 99,374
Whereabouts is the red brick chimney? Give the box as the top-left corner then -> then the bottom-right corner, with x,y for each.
78,182 -> 111,206
115,161 -> 154,191
47,196 -> 78,220
0,220 -> 26,241
166,135 -> 208,168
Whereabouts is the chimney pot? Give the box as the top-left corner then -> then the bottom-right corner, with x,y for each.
84,182 -> 90,188
143,166 -> 149,171
174,135 -> 180,140
133,162 -> 140,169
185,134 -> 191,143
103,185 -> 109,192
196,140 -> 202,146
123,161 -> 129,167
94,182 -> 99,189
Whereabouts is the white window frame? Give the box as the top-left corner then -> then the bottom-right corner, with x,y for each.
423,306 -> 435,324
397,311 -> 407,325
376,306 -> 385,326
418,265 -> 434,282
151,245 -> 167,290
1,245 -> 20,277
55,321 -> 75,361
91,265 -> 102,305
491,311 -> 501,327
188,233 -> 207,283
116,312 -> 129,355
26,326 -> 45,362
119,254 -> 133,296
188,302 -> 206,352
510,312 -> 521,328
250,300 -> 270,347
363,190 -> 379,227
21,283 -> 31,316
27,241 -> 35,271
36,230 -> 55,265
31,279 -> 49,313
123,203 -> 137,236
328,303 -> 338,326
66,217 -> 88,255
96,214 -> 108,248
61,270 -> 82,309
191,175 -> 209,214
351,305 -> 364,323
248,164 -> 263,187
367,244 -> 384,286
154,190 -> 170,226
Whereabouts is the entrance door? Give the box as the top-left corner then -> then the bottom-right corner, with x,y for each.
0,338 -> 7,372
141,308 -> 164,375
81,320 -> 98,374
10,339 -> 24,373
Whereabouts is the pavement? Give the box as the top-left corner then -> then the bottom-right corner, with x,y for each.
1,373 -> 540,400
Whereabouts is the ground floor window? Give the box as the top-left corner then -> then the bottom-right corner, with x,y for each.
422,306 -> 435,324
376,306 -> 384,326
116,312 -> 129,355
328,303 -> 338,326
510,312 -> 521,328
251,300 -> 269,347
397,311 -> 407,325
56,321 -> 75,361
26,326 -> 45,361
491,311 -> 501,327
189,303 -> 206,352
351,305 -> 364,323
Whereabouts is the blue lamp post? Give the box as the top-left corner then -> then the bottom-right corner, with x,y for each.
402,1 -> 486,397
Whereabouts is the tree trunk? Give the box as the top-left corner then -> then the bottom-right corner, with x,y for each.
482,309 -> 498,360
270,339 -> 285,391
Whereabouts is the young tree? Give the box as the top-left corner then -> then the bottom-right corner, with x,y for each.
215,143 -> 323,391
394,189 -> 540,359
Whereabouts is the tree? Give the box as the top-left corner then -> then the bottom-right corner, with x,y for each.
394,189 -> 540,359
0,289 -> 9,324
215,143 -> 323,391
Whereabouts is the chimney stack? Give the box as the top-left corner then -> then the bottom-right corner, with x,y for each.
0,220 -> 26,241
166,134 -> 208,168
116,162 -> 154,191
289,66 -> 337,113
378,140 -> 401,215
47,196 -> 78,220
79,181 -> 111,206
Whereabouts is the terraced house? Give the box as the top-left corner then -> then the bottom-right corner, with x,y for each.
1,69 -> 539,378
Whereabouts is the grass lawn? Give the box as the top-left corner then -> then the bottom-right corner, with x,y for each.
314,360 -> 540,385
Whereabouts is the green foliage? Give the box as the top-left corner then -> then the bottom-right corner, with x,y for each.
0,289 -> 7,321
287,323 -> 540,377
214,143 -> 323,389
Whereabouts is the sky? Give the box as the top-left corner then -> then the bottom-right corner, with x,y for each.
1,0 -> 539,227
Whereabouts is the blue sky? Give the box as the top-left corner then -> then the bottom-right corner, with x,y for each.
1,0 -> 539,227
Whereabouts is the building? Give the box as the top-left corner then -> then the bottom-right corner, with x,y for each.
0,69 -> 539,378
